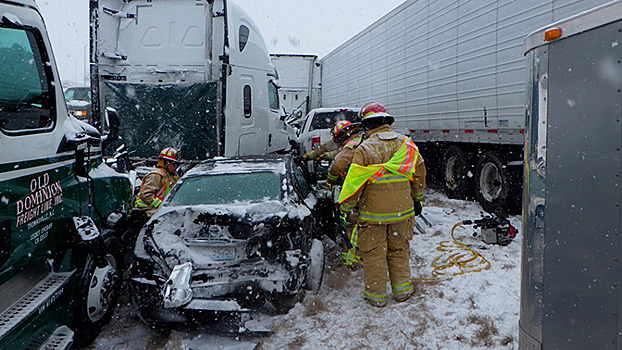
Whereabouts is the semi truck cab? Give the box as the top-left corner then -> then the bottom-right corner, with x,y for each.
0,1 -> 132,348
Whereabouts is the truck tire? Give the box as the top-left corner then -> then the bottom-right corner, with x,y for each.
73,235 -> 123,347
475,151 -> 510,213
442,146 -> 472,199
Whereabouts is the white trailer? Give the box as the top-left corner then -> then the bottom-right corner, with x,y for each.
321,0 -> 611,212
270,54 -> 321,116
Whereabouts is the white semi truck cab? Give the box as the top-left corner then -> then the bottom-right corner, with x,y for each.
91,0 -> 290,160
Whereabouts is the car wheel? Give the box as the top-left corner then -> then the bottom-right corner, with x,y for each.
73,235 -> 123,347
475,151 -> 509,213
442,146 -> 472,199
304,239 -> 325,293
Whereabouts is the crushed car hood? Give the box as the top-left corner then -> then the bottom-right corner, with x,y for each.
138,201 -> 308,269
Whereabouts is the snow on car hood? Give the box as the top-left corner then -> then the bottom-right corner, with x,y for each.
155,200 -> 289,222
142,200 -> 310,268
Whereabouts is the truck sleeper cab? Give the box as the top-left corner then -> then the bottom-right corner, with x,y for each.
92,0 -> 289,160
0,1 -> 132,348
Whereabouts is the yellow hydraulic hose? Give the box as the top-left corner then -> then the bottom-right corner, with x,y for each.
430,222 -> 491,277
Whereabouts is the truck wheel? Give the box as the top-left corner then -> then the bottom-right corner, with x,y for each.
442,146 -> 472,199
73,235 -> 123,347
475,152 -> 509,213
304,239 -> 325,293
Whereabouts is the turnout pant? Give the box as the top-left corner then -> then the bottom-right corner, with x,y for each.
358,219 -> 414,304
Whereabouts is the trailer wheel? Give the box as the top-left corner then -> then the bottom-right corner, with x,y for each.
475,152 -> 509,213
73,235 -> 123,347
442,146 -> 472,199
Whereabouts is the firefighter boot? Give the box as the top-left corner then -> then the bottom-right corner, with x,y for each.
393,284 -> 415,302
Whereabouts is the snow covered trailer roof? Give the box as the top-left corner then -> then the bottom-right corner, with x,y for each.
521,1 -> 622,349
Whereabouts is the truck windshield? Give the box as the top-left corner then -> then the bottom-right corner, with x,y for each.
310,110 -> 359,131
0,26 -> 53,132
168,172 -> 282,206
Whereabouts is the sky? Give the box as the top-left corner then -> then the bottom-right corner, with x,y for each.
36,0 -> 406,87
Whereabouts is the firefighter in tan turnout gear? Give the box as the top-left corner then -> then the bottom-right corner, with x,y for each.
338,103 -> 426,307
301,138 -> 340,161
134,147 -> 181,217
326,120 -> 362,186
326,120 -> 364,267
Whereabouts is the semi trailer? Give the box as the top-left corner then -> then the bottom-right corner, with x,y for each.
320,0 -> 611,212
270,54 -> 322,117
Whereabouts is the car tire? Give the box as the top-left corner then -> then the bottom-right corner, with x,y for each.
442,146 -> 472,199
475,151 -> 510,213
72,235 -> 123,347
304,239 -> 325,293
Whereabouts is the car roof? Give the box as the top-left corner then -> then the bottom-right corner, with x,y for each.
186,155 -> 290,176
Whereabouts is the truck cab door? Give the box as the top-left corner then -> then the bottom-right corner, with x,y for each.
223,1 -> 279,156
266,80 -> 290,153
0,2 -> 81,281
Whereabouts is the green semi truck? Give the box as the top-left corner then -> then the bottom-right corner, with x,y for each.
0,0 -> 133,348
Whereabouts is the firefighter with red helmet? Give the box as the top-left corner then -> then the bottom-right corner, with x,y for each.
134,147 -> 181,217
338,102 -> 426,307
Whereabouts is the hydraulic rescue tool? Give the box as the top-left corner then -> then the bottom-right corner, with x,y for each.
462,213 -> 518,246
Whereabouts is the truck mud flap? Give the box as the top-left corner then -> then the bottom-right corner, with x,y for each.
37,325 -> 74,350
0,270 -> 74,341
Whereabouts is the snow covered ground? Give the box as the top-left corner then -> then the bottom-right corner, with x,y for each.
84,189 -> 522,350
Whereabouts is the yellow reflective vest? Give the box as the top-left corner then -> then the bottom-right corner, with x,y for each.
339,126 -> 426,224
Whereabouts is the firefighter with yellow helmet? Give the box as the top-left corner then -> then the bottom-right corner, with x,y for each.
338,102 -> 426,307
134,147 -> 181,217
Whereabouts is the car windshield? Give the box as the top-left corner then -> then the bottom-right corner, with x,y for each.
309,110 -> 359,131
64,88 -> 90,102
168,172 -> 282,206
